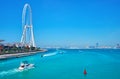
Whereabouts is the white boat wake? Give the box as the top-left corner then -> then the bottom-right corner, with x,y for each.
0,66 -> 34,77
0,68 -> 19,77
42,52 -> 57,57
41,50 -> 65,57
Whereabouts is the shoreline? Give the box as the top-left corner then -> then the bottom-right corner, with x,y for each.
0,49 -> 47,60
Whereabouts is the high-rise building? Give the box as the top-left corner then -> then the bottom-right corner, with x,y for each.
116,44 -> 120,48
96,43 -> 99,48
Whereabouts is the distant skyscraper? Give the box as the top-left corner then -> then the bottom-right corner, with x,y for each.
96,43 -> 99,48
116,44 -> 120,48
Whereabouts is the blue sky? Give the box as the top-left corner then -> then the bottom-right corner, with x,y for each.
0,0 -> 120,47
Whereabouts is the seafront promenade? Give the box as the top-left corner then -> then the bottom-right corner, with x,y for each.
0,49 -> 46,60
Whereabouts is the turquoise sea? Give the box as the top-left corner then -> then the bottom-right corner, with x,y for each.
0,49 -> 120,79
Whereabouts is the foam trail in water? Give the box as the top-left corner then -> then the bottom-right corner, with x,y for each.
0,66 -> 34,78
43,52 -> 57,57
41,50 -> 65,57
0,68 -> 20,77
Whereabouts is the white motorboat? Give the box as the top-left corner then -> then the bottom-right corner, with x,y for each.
18,61 -> 34,70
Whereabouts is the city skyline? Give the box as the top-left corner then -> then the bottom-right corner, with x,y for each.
0,0 -> 120,47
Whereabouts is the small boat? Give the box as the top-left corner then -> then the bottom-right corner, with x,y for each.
18,61 -> 34,70
56,49 -> 64,54
59,51 -> 64,54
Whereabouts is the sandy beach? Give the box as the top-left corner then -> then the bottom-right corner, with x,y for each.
0,49 -> 47,60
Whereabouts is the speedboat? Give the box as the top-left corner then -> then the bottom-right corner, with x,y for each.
18,61 -> 34,70
57,50 -> 64,54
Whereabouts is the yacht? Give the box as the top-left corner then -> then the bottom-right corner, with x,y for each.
18,61 -> 34,70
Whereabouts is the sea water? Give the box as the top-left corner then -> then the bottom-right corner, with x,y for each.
0,49 -> 120,79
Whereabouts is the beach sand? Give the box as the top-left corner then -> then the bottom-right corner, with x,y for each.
0,49 -> 47,60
